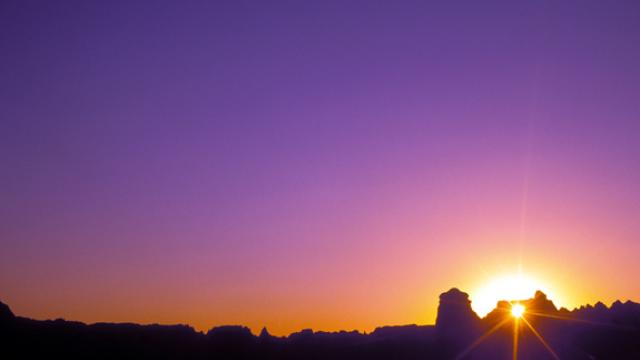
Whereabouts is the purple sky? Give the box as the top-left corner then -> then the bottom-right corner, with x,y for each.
1,1 -> 640,334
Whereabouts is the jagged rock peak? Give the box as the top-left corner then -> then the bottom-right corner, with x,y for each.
534,290 -> 548,300
0,300 -> 14,321
439,288 -> 471,304
594,301 -> 608,310
524,290 -> 557,313
259,327 -> 272,339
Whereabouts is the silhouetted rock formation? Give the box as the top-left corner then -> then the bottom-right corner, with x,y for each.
435,288 -> 481,355
0,300 -> 14,322
436,288 -> 481,333
258,326 -> 274,341
2,291 -> 640,359
523,290 -> 558,313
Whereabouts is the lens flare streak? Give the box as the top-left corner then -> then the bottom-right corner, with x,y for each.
454,318 -> 511,360
521,316 -> 561,360
526,311 -> 632,330
512,318 -> 519,360
456,308 -> 565,360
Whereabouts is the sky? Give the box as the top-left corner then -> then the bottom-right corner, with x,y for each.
1,0 -> 640,335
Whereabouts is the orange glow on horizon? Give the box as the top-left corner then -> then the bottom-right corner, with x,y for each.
469,271 -> 565,317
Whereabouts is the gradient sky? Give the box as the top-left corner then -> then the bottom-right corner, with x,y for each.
2,1 -> 640,335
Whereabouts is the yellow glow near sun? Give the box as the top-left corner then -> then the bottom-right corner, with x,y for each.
511,303 -> 525,318
471,273 -> 555,317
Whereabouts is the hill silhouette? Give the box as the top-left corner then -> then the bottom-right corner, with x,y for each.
1,289 -> 640,359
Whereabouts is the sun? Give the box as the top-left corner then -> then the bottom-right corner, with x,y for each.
470,273 -> 554,317
511,303 -> 525,318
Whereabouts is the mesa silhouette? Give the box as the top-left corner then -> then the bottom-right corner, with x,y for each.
1,289 -> 639,359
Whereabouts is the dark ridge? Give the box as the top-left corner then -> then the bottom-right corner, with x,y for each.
1,291 -> 640,359
0,300 -> 14,321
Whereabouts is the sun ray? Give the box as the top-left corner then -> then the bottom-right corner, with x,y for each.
526,311 -> 632,329
521,316 -> 561,360
454,318 -> 511,360
512,318 -> 519,360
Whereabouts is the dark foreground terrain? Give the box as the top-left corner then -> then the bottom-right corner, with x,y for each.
1,289 -> 639,359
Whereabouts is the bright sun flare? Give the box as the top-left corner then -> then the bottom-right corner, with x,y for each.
511,303 -> 525,318
471,274 -> 556,317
